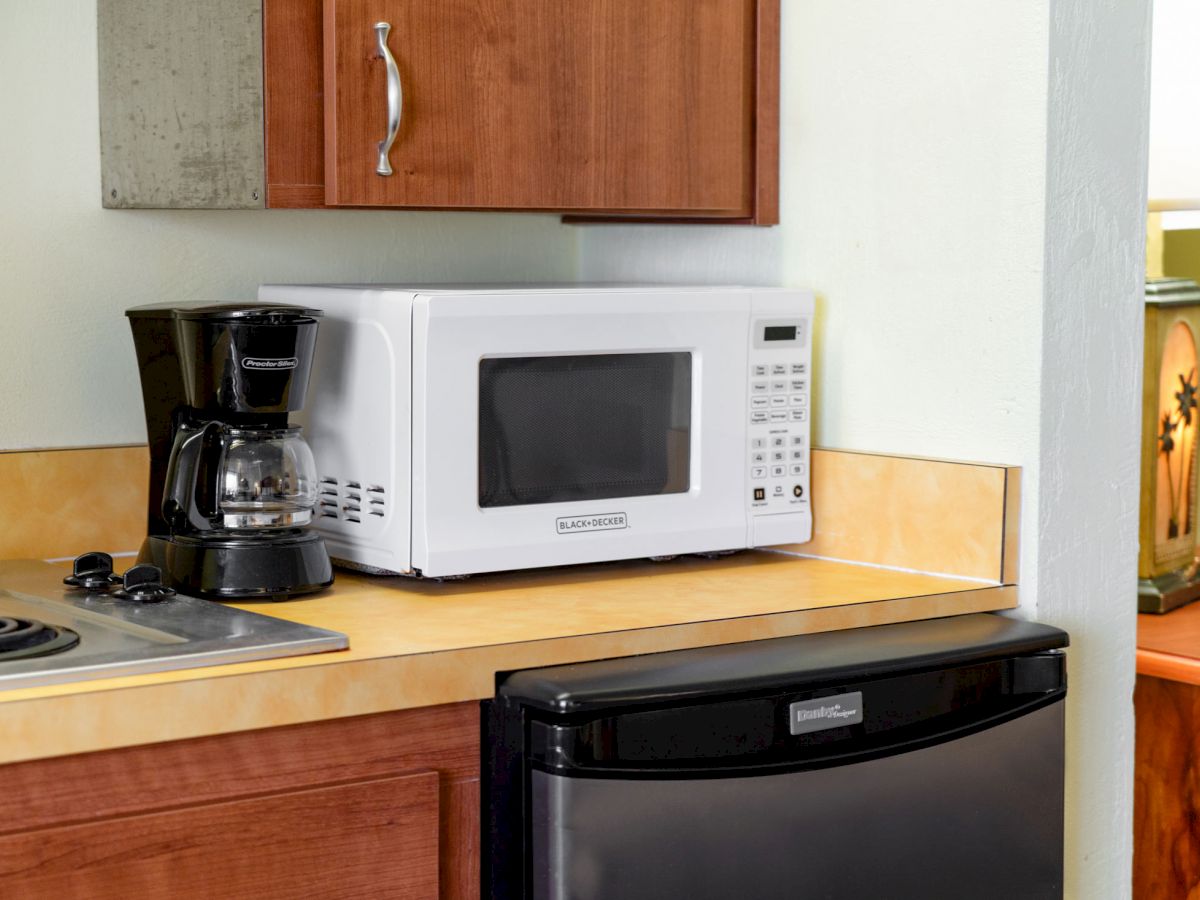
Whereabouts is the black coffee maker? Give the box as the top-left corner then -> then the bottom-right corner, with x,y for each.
126,303 -> 333,599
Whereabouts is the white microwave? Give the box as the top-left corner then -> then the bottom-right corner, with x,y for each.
257,284 -> 814,578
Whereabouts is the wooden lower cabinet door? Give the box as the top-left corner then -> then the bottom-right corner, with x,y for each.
323,0 -> 757,215
1134,675 -> 1200,899
0,771 -> 439,900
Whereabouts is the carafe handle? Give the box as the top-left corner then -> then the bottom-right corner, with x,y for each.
163,421 -> 222,533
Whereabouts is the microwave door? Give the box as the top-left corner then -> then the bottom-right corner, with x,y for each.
477,352 -> 692,509
410,290 -> 752,577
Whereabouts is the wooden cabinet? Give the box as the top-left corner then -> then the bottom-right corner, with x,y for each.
323,0 -> 761,216
1134,675 -> 1200,898
101,0 -> 779,223
0,702 -> 480,900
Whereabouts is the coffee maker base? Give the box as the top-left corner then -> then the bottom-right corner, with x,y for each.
139,533 -> 334,601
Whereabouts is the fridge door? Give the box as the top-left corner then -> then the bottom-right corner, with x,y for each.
529,701 -> 1063,900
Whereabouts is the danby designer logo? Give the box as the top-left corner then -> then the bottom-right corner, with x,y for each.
556,512 -> 628,535
242,357 -> 298,371
789,692 -> 864,735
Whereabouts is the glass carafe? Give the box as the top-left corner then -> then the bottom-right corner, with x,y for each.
217,427 -> 318,529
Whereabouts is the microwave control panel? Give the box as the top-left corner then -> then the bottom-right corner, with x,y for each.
747,317 -> 810,516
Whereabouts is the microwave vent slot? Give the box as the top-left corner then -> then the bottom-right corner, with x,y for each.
325,478 -> 385,520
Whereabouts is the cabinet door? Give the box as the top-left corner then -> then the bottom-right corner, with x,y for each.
324,0 -> 757,215
0,772 -> 439,900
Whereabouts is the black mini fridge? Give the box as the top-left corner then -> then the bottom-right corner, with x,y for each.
483,613 -> 1067,900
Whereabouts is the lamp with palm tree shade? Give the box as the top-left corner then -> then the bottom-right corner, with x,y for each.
1140,278 -> 1200,612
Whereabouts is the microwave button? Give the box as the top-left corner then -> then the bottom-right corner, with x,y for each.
752,364 -> 768,377
790,394 -> 808,407
790,379 -> 806,392
771,450 -> 785,463
751,467 -> 767,479
771,363 -> 787,375
791,363 -> 806,375
790,463 -> 806,475
771,465 -> 786,477
770,380 -> 787,393
771,436 -> 786,448
751,437 -> 766,450
753,487 -> 766,501
790,449 -> 804,461
791,409 -> 808,422
791,435 -> 805,446
752,381 -> 768,394
752,396 -> 769,409
770,396 -> 788,408
751,411 -> 769,424
769,411 -> 788,422
773,484 -> 786,496
752,452 -> 766,464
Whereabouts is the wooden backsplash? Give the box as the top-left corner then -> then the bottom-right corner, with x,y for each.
0,446 -> 148,560
0,445 -> 1018,582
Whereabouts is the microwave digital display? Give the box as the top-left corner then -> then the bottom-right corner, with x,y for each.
764,325 -> 797,342
478,352 -> 692,508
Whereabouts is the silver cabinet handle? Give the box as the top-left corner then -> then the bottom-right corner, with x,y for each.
374,21 -> 402,177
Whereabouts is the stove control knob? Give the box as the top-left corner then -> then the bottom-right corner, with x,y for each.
63,552 -> 122,591
113,564 -> 177,603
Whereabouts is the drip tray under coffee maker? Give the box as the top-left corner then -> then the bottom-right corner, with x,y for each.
140,531 -> 333,601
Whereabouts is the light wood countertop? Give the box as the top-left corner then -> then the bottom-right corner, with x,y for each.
0,552 -> 1014,765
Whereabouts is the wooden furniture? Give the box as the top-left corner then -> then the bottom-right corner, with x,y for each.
0,702 -> 477,900
99,0 -> 780,223
1134,675 -> 1200,899
1135,606 -> 1200,897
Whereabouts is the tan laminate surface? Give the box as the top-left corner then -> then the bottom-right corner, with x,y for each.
0,446 -> 148,561
798,449 -> 1015,581
0,553 -> 1014,765
0,446 -> 1021,581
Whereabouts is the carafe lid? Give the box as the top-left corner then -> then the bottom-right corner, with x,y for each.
125,301 -> 322,321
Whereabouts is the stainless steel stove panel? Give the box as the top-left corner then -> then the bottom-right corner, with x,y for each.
0,587 -> 348,690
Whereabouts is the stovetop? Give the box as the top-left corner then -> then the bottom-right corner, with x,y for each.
0,572 -> 348,690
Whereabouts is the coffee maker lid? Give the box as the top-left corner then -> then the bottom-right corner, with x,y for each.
125,301 -> 323,321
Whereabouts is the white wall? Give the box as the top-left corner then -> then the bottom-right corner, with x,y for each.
0,1 -> 576,450
579,2 -> 1148,896
1040,2 -> 1148,894
1148,0 -> 1200,200
581,3 -> 1050,603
